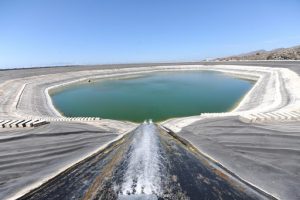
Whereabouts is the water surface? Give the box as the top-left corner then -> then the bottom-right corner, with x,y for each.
51,71 -> 253,122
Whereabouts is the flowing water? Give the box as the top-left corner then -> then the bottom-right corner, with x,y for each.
19,122 -> 271,200
119,122 -> 163,197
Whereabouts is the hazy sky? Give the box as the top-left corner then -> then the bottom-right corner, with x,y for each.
1,0 -> 300,68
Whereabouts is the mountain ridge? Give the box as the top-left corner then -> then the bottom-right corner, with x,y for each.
216,45 -> 300,61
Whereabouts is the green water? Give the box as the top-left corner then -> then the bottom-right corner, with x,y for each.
51,71 -> 253,122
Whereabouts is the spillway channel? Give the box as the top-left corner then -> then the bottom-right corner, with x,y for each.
18,122 -> 273,200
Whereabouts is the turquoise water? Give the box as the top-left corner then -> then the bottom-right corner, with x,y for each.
51,71 -> 253,122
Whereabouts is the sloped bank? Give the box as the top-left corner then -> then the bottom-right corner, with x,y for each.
162,65 -> 300,132
2,64 -> 300,124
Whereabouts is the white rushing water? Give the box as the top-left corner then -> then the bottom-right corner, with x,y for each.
119,120 -> 162,199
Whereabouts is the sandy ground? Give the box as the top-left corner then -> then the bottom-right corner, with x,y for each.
0,61 -> 300,199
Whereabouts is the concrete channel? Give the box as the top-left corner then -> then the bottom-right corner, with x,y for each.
18,122 -> 275,200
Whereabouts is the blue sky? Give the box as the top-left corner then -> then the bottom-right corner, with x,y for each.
1,0 -> 300,68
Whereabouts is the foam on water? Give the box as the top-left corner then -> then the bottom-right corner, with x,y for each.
119,120 -> 162,198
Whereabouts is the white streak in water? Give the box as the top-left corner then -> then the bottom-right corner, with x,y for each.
120,123 -> 162,197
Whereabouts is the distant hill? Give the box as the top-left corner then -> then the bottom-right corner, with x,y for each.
216,45 -> 300,61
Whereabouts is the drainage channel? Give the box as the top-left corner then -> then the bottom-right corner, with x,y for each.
18,122 -> 275,200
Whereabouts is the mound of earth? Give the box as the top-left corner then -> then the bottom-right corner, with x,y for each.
217,45 -> 300,61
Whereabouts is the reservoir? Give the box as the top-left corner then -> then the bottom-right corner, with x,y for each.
50,71 -> 253,122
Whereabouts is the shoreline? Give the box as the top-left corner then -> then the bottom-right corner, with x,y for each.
46,69 -> 258,121
43,66 -> 262,119
1,63 -> 300,127
161,66 -> 300,132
